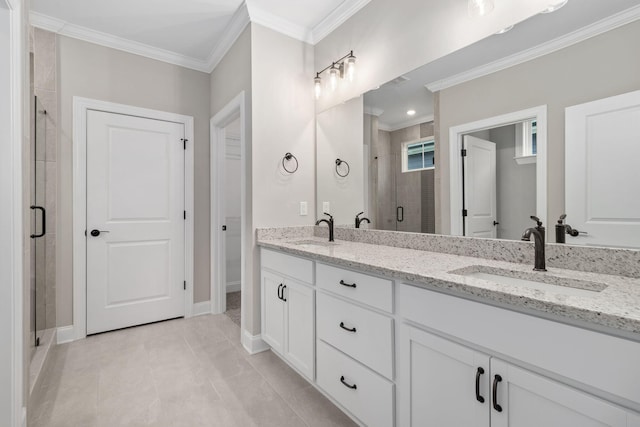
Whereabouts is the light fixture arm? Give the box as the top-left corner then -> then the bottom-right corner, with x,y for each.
316,51 -> 354,76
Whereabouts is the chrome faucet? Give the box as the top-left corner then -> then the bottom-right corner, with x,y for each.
355,212 -> 370,229
521,216 -> 547,271
316,212 -> 334,242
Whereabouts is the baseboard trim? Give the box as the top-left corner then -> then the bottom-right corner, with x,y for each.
192,301 -> 212,317
56,325 -> 76,344
226,281 -> 241,293
241,329 -> 270,355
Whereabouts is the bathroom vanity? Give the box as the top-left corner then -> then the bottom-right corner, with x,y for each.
258,230 -> 640,427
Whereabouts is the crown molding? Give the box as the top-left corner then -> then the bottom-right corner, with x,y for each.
30,11 -> 211,72
426,5 -> 640,92
364,106 -> 384,116
248,5 -> 312,44
312,0 -> 372,43
205,4 -> 250,72
379,114 -> 434,133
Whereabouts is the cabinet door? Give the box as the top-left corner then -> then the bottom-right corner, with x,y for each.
283,280 -> 314,380
397,324 -> 490,427
490,359 -> 630,427
261,270 -> 285,354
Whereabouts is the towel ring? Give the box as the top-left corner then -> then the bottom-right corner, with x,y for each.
335,158 -> 350,177
282,152 -> 299,174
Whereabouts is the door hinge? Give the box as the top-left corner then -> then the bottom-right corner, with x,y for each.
461,148 -> 467,157
181,138 -> 188,150
462,209 -> 468,217
183,280 -> 186,290
183,210 -> 186,220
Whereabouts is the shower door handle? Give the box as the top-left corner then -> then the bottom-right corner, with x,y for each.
30,206 -> 46,239
397,206 -> 404,222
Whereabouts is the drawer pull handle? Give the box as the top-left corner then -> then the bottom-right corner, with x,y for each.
475,367 -> 485,403
492,374 -> 503,412
339,322 -> 357,333
339,280 -> 357,288
277,284 -> 283,300
340,376 -> 357,390
281,285 -> 287,302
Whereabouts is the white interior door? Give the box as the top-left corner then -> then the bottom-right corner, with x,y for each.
565,90 -> 640,248
86,110 -> 185,334
464,135 -> 497,238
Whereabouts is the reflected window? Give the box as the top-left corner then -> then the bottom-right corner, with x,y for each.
402,138 -> 435,172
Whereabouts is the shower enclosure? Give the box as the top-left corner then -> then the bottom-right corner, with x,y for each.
30,95 -> 54,356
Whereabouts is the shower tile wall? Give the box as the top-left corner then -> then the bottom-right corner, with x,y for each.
33,27 -> 57,330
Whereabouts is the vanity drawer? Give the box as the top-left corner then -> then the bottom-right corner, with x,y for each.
261,248 -> 313,284
317,292 -> 393,379
317,340 -> 394,427
316,263 -> 393,312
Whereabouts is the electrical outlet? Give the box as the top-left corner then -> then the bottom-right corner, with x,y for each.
299,201 -> 308,216
322,201 -> 330,214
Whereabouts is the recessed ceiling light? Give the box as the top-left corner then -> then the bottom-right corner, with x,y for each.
495,25 -> 514,35
407,110 -> 416,116
541,0 -> 568,14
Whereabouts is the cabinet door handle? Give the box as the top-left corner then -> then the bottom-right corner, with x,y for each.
339,322 -> 356,333
492,374 -> 503,412
281,285 -> 287,302
340,376 -> 357,390
475,367 -> 485,403
277,284 -> 283,300
339,280 -> 357,288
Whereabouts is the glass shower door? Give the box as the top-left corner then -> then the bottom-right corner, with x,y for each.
31,95 -> 47,350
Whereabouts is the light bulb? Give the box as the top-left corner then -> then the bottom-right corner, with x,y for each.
346,54 -> 356,82
329,65 -> 339,91
314,76 -> 322,99
468,0 -> 495,17
407,110 -> 416,116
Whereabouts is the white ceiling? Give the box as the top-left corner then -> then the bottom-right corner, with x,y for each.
364,0 -> 640,131
29,0 -> 370,72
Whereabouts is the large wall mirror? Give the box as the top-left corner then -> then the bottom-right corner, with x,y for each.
316,0 -> 640,249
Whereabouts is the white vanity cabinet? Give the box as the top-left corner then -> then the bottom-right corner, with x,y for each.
397,283 -> 640,427
261,249 -> 314,380
398,324 -> 638,427
315,263 -> 395,427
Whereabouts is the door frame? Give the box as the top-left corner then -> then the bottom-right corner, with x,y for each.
1,0 -> 25,424
448,105 -> 547,236
210,92 -> 246,318
72,97 -> 195,342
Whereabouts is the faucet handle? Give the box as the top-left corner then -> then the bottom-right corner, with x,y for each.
323,212 -> 333,220
530,215 -> 543,227
356,211 -> 364,219
558,214 -> 567,224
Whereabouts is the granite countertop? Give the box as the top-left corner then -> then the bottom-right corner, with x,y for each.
257,236 -> 640,337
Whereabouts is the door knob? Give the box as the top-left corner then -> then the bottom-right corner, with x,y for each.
493,221 -> 500,226
90,229 -> 109,237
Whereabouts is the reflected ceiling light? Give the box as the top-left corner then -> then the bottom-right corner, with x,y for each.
495,25 -> 514,35
468,0 -> 495,17
407,110 -> 416,116
313,50 -> 357,99
541,0 -> 568,13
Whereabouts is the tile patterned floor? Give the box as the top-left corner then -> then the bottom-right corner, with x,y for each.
225,292 -> 241,327
29,314 -> 356,427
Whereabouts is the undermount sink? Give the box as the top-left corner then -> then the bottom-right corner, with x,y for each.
451,266 -> 607,297
291,239 -> 338,247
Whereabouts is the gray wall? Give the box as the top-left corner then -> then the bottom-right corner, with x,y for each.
437,20 -> 640,235
57,36 -> 211,326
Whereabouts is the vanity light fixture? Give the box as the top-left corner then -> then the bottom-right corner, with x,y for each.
468,0 -> 495,17
314,51 -> 357,99
541,0 -> 568,13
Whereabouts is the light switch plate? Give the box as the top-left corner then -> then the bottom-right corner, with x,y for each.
299,201 -> 308,216
322,201 -> 330,214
